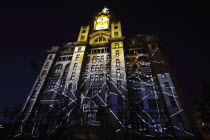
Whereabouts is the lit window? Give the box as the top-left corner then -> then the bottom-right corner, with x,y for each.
164,82 -> 171,91
101,55 -> 104,61
116,59 -> 120,66
78,47 -> 82,52
36,80 -> 42,87
106,55 -> 110,61
85,66 -> 89,72
73,63 -> 78,70
116,50 -> 119,56
45,62 -> 50,68
117,80 -> 121,89
116,69 -> 121,77
41,70 -> 47,76
47,80 -> 56,88
71,72 -> 75,80
96,56 -> 100,62
95,65 -> 99,71
59,79 -> 65,88
91,65 -> 95,72
100,64 -> 103,71
95,74 -> 99,81
90,75 -> 94,82
49,55 -> 53,59
161,73 -> 166,79
81,36 -> 85,40
75,54 -> 80,61
115,43 -> 119,48
92,56 -> 96,63
99,74 -> 103,81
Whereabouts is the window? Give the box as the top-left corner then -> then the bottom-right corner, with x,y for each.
101,55 -> 104,61
56,91 -> 62,99
116,59 -> 120,66
43,91 -> 53,100
59,79 -> 65,88
116,69 -> 121,77
78,47 -> 82,52
57,57 -> 62,61
73,63 -> 78,70
67,56 -> 71,60
45,62 -> 50,68
117,80 -> 121,89
49,55 -> 53,59
107,55 -> 110,61
63,64 -> 70,77
169,96 -> 177,107
100,64 -> 103,71
83,75 -> 87,81
85,66 -> 89,72
90,75 -> 94,82
41,70 -> 47,76
99,74 -> 103,81
82,30 -> 86,33
114,32 -> 119,36
145,86 -> 153,95
96,56 -> 100,62
53,64 -> 63,73
47,80 -> 56,88
116,50 -> 119,56
93,85 -> 97,94
118,95 -> 123,106
92,56 -> 96,63
115,43 -> 119,48
75,54 -> 80,61
114,26 -> 118,29
95,65 -> 99,71
95,74 -> 99,81
81,36 -> 85,40
148,99 -> 157,110
70,72 -> 75,80
98,85 -> 102,93
36,80 -> 42,87
91,65 -> 95,72
164,82 -> 171,91
161,73 -> 166,79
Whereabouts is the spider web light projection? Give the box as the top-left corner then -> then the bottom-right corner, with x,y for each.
20,45 -> 194,137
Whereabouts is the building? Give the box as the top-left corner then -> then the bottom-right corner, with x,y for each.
17,7 -> 194,139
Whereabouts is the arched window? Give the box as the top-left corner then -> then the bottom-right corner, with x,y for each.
94,37 -> 106,43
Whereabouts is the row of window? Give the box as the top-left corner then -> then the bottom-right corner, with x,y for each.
87,48 -> 110,54
57,56 -> 72,61
89,74 -> 104,82
90,55 -> 110,62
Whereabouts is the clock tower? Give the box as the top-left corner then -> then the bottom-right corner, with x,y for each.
94,7 -> 110,30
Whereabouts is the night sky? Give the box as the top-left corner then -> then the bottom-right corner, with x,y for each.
0,0 -> 210,112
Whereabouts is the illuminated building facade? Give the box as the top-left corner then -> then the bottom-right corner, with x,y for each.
17,7 -> 194,139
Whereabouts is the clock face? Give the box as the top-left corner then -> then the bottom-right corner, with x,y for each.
95,16 -> 109,30
97,16 -> 109,23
